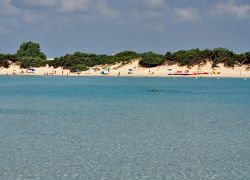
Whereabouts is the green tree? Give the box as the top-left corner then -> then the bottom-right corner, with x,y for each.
112,51 -> 140,62
210,48 -> 236,67
0,54 -> 18,62
16,41 -> 46,59
242,52 -> 250,64
167,49 -> 205,67
20,57 -> 47,68
0,59 -> 10,68
139,52 -> 164,67
0,54 -> 19,68
49,51 -> 140,70
70,64 -> 89,72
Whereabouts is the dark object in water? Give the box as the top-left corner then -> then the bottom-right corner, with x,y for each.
149,88 -> 161,92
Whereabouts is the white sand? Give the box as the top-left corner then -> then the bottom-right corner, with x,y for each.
1,60 -> 250,78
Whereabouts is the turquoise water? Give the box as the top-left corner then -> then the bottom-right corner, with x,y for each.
0,76 -> 249,179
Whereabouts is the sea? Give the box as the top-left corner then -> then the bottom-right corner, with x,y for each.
0,76 -> 249,179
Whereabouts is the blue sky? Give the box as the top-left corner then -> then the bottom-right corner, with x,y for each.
0,0 -> 249,57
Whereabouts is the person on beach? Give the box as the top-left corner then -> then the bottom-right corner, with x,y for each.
118,72 -> 120,76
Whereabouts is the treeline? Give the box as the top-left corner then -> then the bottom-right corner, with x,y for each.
0,41 -> 250,71
48,51 -> 140,72
163,48 -> 250,68
50,48 -> 248,70
0,41 -> 47,69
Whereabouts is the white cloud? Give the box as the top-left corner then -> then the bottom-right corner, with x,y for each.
0,0 -> 19,15
1,0 -> 167,33
0,0 -> 45,28
58,0 -> 90,13
23,0 -> 90,13
214,0 -> 250,18
22,0 -> 120,18
22,11 -> 43,24
128,8 -> 163,20
175,7 -> 201,22
144,0 -> 167,8
22,0 -> 57,7
96,0 -> 120,18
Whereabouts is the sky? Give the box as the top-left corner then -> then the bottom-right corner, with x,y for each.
0,0 -> 250,57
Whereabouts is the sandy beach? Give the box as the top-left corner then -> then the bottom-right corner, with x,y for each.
1,60 -> 250,78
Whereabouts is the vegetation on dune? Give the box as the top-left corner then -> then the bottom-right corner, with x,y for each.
49,52 -> 98,69
0,54 -> 19,68
0,59 -> 10,68
139,51 -> 164,67
242,52 -> 250,65
49,51 -> 140,69
208,48 -> 239,68
164,49 -> 207,67
163,48 -> 248,68
11,41 -> 47,68
0,41 -> 250,70
69,64 -> 89,72
16,41 -> 46,60
110,51 -> 140,63
20,57 -> 47,68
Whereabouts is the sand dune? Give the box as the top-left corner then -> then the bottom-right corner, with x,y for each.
0,60 -> 249,78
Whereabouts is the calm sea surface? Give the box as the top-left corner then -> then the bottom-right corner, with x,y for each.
0,76 -> 249,179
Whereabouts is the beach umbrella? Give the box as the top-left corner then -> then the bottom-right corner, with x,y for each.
100,70 -> 105,74
128,68 -> 133,71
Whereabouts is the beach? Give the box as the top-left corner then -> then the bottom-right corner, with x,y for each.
2,0 -> 250,178
1,60 -> 250,78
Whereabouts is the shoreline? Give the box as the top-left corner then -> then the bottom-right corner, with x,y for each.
0,74 -> 249,79
1,60 -> 250,79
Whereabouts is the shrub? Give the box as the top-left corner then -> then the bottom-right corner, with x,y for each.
139,52 -> 164,67
20,57 -> 47,68
0,59 -> 10,68
16,41 -> 46,59
70,64 -> 89,72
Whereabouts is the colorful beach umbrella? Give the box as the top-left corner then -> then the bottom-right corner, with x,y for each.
100,70 -> 105,74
